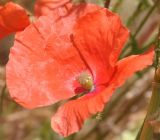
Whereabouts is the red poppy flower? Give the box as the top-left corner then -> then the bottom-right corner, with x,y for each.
6,2 -> 154,137
0,2 -> 30,39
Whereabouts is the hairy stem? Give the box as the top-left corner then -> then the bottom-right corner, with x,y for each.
136,27 -> 160,140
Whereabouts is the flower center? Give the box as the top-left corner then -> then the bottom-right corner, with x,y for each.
77,72 -> 94,91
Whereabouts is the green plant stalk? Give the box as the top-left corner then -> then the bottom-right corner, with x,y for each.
121,0 -> 160,58
136,27 -> 160,140
127,1 -> 144,27
133,0 -> 159,38
104,0 -> 110,8
0,84 -> 6,115
112,0 -> 123,12
138,83 -> 160,140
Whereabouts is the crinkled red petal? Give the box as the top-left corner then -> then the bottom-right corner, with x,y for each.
0,2 -> 30,39
34,0 -> 71,17
110,49 -> 154,87
73,8 -> 129,85
51,85 -> 114,137
6,4 -> 101,109
6,17 -> 87,109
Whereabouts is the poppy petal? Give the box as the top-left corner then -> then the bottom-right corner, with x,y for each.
34,0 -> 71,17
110,49 -> 154,87
6,16 -> 88,109
73,8 -> 129,85
6,3 -> 103,109
51,85 -> 114,137
34,3 -> 101,38
0,2 -> 30,39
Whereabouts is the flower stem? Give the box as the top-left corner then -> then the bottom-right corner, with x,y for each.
104,0 -> 111,8
112,0 -> 123,12
121,0 -> 160,58
0,83 -> 6,115
136,26 -> 160,140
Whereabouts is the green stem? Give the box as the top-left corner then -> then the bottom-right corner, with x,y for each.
127,2 -> 144,27
133,0 -> 158,38
0,84 -> 6,115
104,0 -> 111,8
137,82 -> 160,140
112,0 -> 123,12
121,0 -> 160,58
136,27 -> 160,140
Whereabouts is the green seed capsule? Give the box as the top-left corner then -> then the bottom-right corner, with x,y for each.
77,72 -> 94,91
